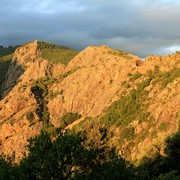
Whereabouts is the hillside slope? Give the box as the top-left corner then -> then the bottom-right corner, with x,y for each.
0,40 -> 179,163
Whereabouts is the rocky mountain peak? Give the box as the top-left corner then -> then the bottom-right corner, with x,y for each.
13,40 -> 40,65
0,41 -> 179,164
67,44 -> 142,70
0,41 -> 65,97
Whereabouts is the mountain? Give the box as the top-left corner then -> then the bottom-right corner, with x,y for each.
0,45 -> 20,88
0,40 -> 179,164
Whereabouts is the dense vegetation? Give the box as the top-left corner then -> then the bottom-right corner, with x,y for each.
0,130 -> 137,180
151,66 -> 180,88
101,72 -> 152,127
37,41 -> 78,65
0,45 -> 20,92
31,76 -> 55,127
30,67 -> 81,129
0,130 -> 179,179
60,112 -> 82,129
83,66 -> 180,163
138,131 -> 180,179
0,54 -> 12,86
0,45 -> 19,57
101,66 -> 180,128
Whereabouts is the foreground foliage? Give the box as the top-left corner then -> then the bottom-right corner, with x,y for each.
0,130 -> 136,180
138,131 -> 180,179
0,130 -> 179,179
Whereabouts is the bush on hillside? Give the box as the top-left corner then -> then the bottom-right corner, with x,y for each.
37,41 -> 78,65
60,112 -> 82,129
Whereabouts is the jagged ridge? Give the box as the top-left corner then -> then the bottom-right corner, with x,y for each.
0,40 -> 179,164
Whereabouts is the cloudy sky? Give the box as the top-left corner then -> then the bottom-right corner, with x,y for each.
1,0 -> 180,57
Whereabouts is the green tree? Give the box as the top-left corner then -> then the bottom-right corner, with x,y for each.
20,131 -> 136,179
0,154 -> 19,180
139,131 -> 180,179
0,130 -> 138,179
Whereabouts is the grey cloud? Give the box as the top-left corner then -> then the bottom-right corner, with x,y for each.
0,0 -> 180,57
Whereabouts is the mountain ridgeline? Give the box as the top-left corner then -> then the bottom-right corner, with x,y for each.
0,40 -> 179,179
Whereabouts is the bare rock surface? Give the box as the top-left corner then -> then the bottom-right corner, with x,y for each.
0,40 -> 179,162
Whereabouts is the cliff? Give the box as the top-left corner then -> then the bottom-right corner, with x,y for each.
0,40 -> 179,163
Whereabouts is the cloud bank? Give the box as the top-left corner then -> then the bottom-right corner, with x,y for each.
1,0 -> 180,57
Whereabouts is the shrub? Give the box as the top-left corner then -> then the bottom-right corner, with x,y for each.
26,112 -> 34,122
60,66 -> 80,79
109,79 -> 113,84
31,76 -> 54,127
137,79 -> 151,92
132,72 -> 142,81
101,75 -> 153,127
127,73 -> 132,77
159,123 -> 167,131
124,83 -> 130,89
119,127 -> 135,141
109,49 -> 132,60
121,81 -> 126,86
151,68 -> 180,88
154,65 -> 160,74
60,112 -> 82,129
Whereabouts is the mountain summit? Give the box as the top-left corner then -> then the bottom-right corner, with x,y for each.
0,40 -> 179,163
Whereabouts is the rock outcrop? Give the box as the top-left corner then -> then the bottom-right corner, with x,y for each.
0,40 -> 179,163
